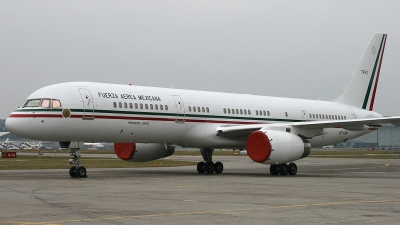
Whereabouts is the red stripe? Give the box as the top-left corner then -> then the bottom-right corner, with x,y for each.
8,114 -> 62,118
369,34 -> 387,111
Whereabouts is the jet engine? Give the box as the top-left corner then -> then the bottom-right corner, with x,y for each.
114,143 -> 175,162
246,130 -> 311,165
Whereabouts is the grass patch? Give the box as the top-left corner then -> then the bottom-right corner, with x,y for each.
0,155 -> 197,170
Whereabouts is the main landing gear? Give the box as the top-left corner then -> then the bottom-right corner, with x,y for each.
270,163 -> 297,176
197,148 -> 224,174
68,148 -> 87,178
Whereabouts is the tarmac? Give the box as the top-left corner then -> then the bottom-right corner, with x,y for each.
0,156 -> 399,225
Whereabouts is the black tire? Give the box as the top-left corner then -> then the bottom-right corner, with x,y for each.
75,166 -> 87,178
270,165 -> 279,175
69,166 -> 77,178
197,162 -> 206,173
214,162 -> 224,174
205,162 -> 215,174
279,164 -> 289,175
288,163 -> 297,175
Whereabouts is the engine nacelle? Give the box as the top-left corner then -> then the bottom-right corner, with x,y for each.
246,130 -> 311,165
114,143 -> 175,162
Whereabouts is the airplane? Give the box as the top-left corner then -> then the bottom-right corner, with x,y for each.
83,142 -> 106,149
1,138 -> 19,150
5,33 -> 400,178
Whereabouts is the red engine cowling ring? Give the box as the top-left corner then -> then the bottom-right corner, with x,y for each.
114,143 -> 136,160
246,131 -> 272,163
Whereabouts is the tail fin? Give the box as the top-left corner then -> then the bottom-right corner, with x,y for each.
335,33 -> 387,110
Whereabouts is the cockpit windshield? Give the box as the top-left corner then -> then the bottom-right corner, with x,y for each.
23,98 -> 62,108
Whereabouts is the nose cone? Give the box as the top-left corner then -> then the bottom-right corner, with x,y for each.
5,114 -> 30,137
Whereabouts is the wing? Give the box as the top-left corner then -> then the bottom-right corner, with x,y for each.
216,116 -> 400,140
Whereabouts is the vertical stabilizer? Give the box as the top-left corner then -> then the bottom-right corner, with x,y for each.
335,33 -> 387,110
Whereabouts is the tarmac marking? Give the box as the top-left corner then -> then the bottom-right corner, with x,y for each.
3,199 -> 397,225
317,164 -> 389,171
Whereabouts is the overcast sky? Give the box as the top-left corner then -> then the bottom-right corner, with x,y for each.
1,0 -> 399,118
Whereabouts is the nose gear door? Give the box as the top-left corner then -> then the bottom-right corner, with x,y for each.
78,88 -> 95,120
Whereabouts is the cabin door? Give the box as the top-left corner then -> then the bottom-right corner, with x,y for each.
78,88 -> 95,120
172,95 -> 185,123
301,110 -> 307,121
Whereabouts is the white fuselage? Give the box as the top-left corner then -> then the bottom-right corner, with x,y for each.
6,82 -> 382,148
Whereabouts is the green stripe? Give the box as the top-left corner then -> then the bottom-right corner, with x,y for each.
15,108 -> 301,123
362,34 -> 385,109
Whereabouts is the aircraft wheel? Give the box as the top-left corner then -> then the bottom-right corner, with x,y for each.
75,166 -> 87,178
197,162 -> 206,173
288,163 -> 297,175
270,165 -> 279,175
205,162 -> 215,173
214,162 -> 223,174
279,164 -> 289,175
69,166 -> 77,178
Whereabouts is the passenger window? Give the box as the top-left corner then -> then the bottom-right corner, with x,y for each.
193,107 -> 196,112
41,99 -> 51,108
256,110 -> 258,116
160,105 -> 163,110
240,109 -> 243,115
165,105 -> 168,110
124,102 -> 127,108
198,107 -> 201,112
202,107 -> 205,113
135,103 -> 138,109
150,104 -> 153,110
263,110 -> 266,116
189,106 -> 192,112
232,109 -> 235,114
113,102 -> 117,108
140,103 -> 143,109
244,109 -> 247,115
248,110 -> 251,115
235,109 -> 238,114
285,112 -> 288,117
145,104 -> 148,110
155,104 -> 158,110
129,103 -> 133,109
228,108 -> 231,114
52,99 -> 62,108
206,107 -> 209,113
223,108 -> 226,114
267,111 -> 270,116
119,102 -> 122,108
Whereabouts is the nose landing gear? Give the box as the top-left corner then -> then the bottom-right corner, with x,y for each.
68,148 -> 87,178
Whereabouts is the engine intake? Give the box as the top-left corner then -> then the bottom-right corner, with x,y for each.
114,143 -> 175,162
246,130 -> 310,164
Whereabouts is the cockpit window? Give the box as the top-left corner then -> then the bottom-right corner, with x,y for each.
41,99 -> 51,108
52,99 -> 62,108
24,99 -> 41,107
23,98 -> 62,108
